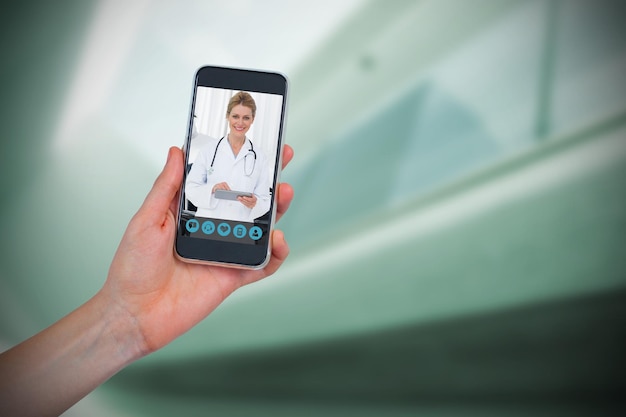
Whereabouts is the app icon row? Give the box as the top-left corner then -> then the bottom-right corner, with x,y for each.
185,219 -> 262,240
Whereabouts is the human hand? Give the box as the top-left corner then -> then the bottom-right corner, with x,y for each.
0,145 -> 292,417
99,145 -> 294,357
238,193 -> 257,209
212,182 -> 231,193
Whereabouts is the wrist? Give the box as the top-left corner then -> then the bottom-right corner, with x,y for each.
91,289 -> 149,366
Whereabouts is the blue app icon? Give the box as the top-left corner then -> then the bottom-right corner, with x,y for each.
185,219 -> 200,233
201,221 -> 215,235
217,222 -> 231,237
249,226 -> 263,241
233,224 -> 247,239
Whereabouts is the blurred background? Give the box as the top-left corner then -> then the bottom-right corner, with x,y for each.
1,0 -> 626,415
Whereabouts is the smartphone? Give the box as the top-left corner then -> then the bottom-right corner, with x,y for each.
175,66 -> 288,269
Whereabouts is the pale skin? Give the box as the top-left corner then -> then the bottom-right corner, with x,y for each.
211,103 -> 257,209
0,144 -> 295,417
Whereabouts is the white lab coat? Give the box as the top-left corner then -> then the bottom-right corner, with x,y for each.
185,137 -> 271,222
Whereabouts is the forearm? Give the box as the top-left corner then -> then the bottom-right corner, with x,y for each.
0,291 -> 144,417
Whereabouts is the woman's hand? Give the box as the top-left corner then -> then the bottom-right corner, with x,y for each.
0,143 -> 294,417
103,144 -> 294,355
212,182 -> 231,193
238,193 -> 257,209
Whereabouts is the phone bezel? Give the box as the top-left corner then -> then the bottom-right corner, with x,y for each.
174,65 -> 288,269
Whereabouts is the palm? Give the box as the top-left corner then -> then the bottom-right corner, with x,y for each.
104,145 -> 293,354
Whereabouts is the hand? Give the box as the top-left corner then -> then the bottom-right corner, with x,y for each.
0,145 -> 294,417
212,182 -> 231,193
238,193 -> 257,209
100,144 -> 295,355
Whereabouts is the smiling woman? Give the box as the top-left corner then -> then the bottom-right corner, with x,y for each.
185,91 -> 271,222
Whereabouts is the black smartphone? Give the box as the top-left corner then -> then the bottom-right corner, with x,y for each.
175,66 -> 288,269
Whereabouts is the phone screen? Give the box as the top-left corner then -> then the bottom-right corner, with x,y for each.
175,66 -> 288,268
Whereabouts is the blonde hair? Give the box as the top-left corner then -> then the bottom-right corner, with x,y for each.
226,91 -> 256,118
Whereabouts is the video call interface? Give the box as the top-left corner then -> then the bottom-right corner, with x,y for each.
179,86 -> 284,245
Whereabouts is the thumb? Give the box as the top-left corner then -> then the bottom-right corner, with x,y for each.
139,147 -> 184,220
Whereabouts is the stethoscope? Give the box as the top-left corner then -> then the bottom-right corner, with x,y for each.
208,136 -> 257,176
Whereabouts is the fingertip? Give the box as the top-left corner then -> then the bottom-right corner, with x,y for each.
279,182 -> 294,199
139,146 -> 184,219
277,182 -> 294,210
273,228 -> 285,241
168,146 -> 183,166
285,144 -> 294,158
271,229 -> 289,260
282,144 -> 294,169
162,146 -> 184,185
